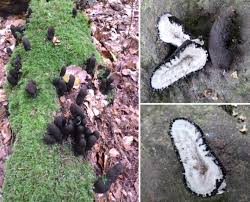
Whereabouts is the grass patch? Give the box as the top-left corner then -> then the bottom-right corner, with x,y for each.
3,0 -> 101,201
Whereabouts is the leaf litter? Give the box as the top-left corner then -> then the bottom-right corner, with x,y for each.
0,14 -> 24,198
85,0 -> 139,201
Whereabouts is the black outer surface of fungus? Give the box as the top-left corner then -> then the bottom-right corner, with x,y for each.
86,135 -> 97,151
47,123 -> 63,143
6,47 -> 12,56
47,26 -> 55,41
26,80 -> 37,98
168,117 -> 226,197
76,86 -> 88,105
208,8 -> 237,69
54,116 -> 66,130
43,135 -> 56,145
70,103 -> 85,119
60,66 -> 66,77
106,162 -> 123,183
52,78 -> 67,96
7,74 -> 18,86
150,40 -> 206,91
67,74 -> 75,92
86,55 -> 96,77
93,162 -> 123,194
72,7 -> 77,18
12,55 -> 22,68
22,37 -> 31,51
93,178 -> 111,193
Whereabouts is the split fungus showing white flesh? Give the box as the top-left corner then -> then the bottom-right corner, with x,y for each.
169,118 -> 226,197
150,40 -> 207,90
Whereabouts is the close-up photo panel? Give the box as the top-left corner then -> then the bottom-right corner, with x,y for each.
141,0 -> 250,103
0,0 -> 250,202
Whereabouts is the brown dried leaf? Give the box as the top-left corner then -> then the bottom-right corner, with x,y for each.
238,115 -> 247,122
239,124 -> 248,134
109,148 -> 120,157
231,71 -> 238,79
1,123 -> 12,144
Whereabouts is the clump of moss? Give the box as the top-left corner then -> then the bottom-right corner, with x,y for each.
3,0 -> 101,201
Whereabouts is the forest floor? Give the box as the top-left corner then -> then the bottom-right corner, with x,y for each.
0,0 -> 138,201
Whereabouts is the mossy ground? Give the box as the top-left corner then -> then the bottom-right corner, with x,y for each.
3,0 -> 101,201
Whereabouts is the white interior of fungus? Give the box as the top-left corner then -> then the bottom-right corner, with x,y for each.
158,13 -> 204,46
171,119 -> 226,196
151,43 -> 207,90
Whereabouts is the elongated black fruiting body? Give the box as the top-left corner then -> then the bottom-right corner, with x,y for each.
84,127 -> 92,138
43,135 -> 56,145
92,131 -> 100,139
67,74 -> 75,91
9,68 -> 20,80
47,123 -> 63,143
106,162 -> 123,183
73,135 -> 86,156
93,163 -> 123,193
12,55 -> 22,69
64,120 -> 75,138
60,66 -> 66,77
10,25 -> 17,39
77,125 -> 85,135
7,74 -> 18,86
52,78 -> 67,96
70,103 -> 85,119
86,135 -> 97,151
86,55 -> 96,77
93,178 -> 111,193
76,86 -> 88,105
54,116 -> 66,130
47,26 -> 55,41
26,80 -> 37,98
22,37 -> 31,51
6,47 -> 12,56
72,7 -> 77,18
26,7 -> 32,18
208,8 -> 237,69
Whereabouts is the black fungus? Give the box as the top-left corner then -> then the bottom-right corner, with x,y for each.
86,55 -> 96,77
54,115 -> 66,130
7,74 -> 18,86
47,26 -> 55,41
86,135 -> 97,151
26,80 -> 37,98
76,86 -> 88,105
72,7 -> 77,18
43,135 -> 56,145
60,66 -> 66,77
70,103 -> 85,119
47,123 -> 63,143
6,47 -> 12,56
52,78 -> 67,96
67,74 -> 75,91
22,37 -> 31,51
208,8 -> 237,69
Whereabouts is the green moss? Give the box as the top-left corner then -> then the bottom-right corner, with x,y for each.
3,0 -> 100,201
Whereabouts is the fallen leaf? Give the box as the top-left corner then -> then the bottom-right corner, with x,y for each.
240,124 -> 248,134
238,115 -> 247,122
1,123 -> 12,144
232,110 -> 239,117
123,136 -> 133,148
52,36 -> 61,45
231,71 -> 238,79
109,148 -> 120,157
